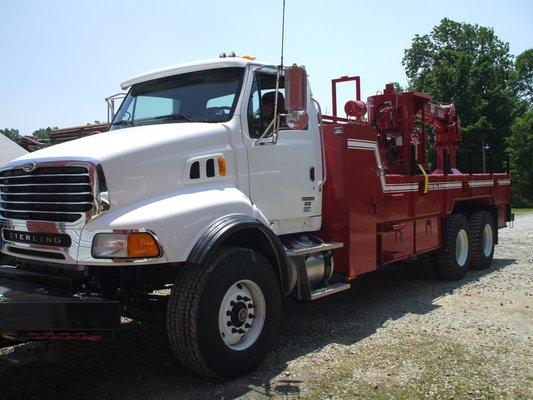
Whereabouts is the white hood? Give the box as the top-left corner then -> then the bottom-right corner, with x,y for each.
6,123 -> 233,207
10,123 -> 225,163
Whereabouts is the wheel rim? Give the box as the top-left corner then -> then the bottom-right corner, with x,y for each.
482,223 -> 493,257
455,229 -> 469,267
218,279 -> 266,351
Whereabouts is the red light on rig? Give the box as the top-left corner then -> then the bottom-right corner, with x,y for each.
344,100 -> 367,121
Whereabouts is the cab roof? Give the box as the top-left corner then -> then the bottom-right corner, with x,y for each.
120,57 -> 266,90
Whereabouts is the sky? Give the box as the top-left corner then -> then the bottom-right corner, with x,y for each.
0,0 -> 532,135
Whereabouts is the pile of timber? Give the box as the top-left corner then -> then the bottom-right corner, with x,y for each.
49,123 -> 110,145
19,123 -> 110,152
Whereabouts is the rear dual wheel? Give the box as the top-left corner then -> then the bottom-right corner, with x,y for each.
427,211 -> 495,280
468,211 -> 495,270
434,214 -> 471,280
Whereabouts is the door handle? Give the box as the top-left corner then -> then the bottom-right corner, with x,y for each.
310,167 -> 315,181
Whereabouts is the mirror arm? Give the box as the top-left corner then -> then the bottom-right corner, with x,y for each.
255,114 -> 282,146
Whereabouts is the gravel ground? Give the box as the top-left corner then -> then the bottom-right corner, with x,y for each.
1,212 -> 531,400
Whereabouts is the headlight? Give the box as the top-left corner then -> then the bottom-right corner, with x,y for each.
91,232 -> 161,259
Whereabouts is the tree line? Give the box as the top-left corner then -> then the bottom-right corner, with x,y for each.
403,18 -> 532,207
1,127 -> 59,143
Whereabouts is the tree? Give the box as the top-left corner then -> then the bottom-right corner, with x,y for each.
513,49 -> 533,103
0,128 -> 21,144
391,82 -> 405,93
506,109 -> 533,207
32,127 -> 58,141
402,18 -> 519,172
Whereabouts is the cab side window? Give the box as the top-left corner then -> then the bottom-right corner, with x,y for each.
247,76 -> 262,138
247,73 -> 291,139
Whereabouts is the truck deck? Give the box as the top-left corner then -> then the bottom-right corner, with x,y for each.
319,115 -> 510,279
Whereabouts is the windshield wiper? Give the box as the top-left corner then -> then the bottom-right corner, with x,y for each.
151,113 -> 193,122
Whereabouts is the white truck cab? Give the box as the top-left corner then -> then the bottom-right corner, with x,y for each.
2,57 -> 323,266
0,57 -> 337,378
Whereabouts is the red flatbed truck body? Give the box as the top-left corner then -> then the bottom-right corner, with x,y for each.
318,77 -> 511,280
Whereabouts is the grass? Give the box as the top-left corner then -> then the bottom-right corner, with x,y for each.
292,327 -> 531,400
513,208 -> 533,215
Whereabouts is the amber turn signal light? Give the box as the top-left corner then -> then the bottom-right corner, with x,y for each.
218,156 -> 227,176
127,233 -> 160,258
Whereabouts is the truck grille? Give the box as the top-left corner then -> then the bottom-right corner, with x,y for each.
0,166 -> 94,223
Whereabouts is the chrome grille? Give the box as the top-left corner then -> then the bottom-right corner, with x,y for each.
0,166 -> 94,223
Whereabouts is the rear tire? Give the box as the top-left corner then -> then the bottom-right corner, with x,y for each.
435,214 -> 470,280
415,252 -> 438,277
468,211 -> 495,270
166,247 -> 282,379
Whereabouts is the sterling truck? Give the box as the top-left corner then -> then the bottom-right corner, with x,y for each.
0,55 -> 511,378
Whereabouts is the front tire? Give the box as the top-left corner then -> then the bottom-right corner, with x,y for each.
435,214 -> 471,280
167,247 -> 282,379
468,211 -> 495,270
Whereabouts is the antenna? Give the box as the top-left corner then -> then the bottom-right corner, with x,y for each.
280,0 -> 286,69
272,0 -> 286,140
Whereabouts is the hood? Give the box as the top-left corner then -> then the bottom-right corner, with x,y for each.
9,123 -> 227,163
6,123 -> 232,207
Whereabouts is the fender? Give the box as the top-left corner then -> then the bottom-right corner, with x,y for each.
188,214 -> 291,296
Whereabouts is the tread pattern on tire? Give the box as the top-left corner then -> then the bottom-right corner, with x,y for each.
468,211 -> 494,270
166,247 -> 244,379
435,214 -> 469,280
415,253 -> 437,277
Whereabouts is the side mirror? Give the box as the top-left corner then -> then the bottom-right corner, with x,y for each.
285,64 -> 309,129
105,93 -> 126,123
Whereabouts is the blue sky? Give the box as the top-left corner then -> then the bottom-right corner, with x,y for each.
1,0 -> 532,134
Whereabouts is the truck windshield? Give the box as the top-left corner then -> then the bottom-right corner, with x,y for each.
110,67 -> 244,130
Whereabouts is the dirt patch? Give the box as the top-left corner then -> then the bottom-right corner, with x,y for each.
1,213 -> 532,400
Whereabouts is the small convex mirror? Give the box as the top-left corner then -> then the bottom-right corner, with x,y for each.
285,64 -> 309,130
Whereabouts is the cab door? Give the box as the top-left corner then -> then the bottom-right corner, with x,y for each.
241,69 -> 322,234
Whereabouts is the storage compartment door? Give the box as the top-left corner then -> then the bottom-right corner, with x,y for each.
380,220 -> 415,264
415,216 -> 440,253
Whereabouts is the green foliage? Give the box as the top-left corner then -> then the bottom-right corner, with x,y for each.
0,128 -> 21,144
513,49 -> 533,103
32,127 -> 58,141
506,109 -> 533,207
402,18 -> 519,172
391,82 -> 405,93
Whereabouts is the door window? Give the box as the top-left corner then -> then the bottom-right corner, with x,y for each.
247,73 -> 300,139
247,76 -> 262,138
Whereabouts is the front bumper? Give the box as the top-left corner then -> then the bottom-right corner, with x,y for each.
0,265 -> 120,335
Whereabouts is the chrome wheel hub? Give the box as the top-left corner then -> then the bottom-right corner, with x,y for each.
456,229 -> 469,267
482,223 -> 493,257
218,279 -> 266,351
